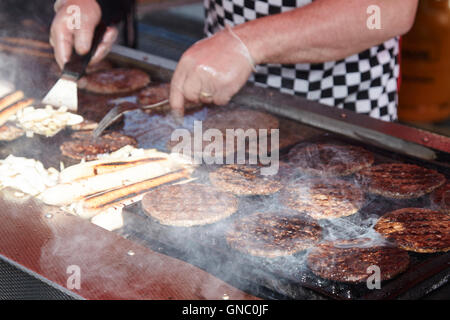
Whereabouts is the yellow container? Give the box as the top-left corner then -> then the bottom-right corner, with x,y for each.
398,0 -> 450,123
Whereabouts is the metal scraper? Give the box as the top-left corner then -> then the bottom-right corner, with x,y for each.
42,23 -> 107,111
42,0 -> 122,111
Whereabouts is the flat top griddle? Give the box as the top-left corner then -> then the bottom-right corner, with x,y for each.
1,46 -> 449,300
114,128 -> 450,300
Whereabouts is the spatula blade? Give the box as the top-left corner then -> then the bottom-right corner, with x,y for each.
42,77 -> 78,111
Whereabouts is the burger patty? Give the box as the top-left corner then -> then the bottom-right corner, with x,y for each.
209,164 -> 282,196
307,238 -> 410,283
60,131 -> 137,161
168,109 -> 279,159
226,211 -> 322,258
78,68 -> 151,94
430,181 -> 450,214
167,131 -> 237,159
356,163 -> 445,199
138,83 -> 170,106
288,143 -> 374,177
374,208 -> 450,253
203,109 -> 279,135
279,178 -> 364,219
141,183 -> 238,227
85,59 -> 114,74
0,123 -> 24,141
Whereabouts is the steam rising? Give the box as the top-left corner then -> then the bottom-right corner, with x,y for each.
38,211 -> 171,298
118,111 -> 412,297
0,0 -> 63,102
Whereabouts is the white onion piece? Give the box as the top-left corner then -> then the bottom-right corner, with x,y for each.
0,155 -> 59,196
15,105 -> 83,137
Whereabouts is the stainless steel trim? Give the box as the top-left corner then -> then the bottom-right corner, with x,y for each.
110,44 -> 177,71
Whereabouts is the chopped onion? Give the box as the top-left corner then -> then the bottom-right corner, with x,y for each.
15,105 -> 83,137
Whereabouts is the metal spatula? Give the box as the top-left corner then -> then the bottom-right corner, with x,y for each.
42,28 -> 107,111
42,0 -> 123,111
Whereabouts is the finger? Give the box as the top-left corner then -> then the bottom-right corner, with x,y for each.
50,15 -> 74,69
198,67 -> 216,105
183,71 -> 203,104
53,0 -> 67,12
169,66 -> 187,118
170,86 -> 185,119
89,27 -> 118,65
73,8 -> 101,55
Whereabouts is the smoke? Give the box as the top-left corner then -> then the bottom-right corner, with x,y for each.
0,51 -> 20,93
0,0 -> 54,37
0,0 -> 58,98
119,111 -> 409,297
38,208 -> 173,298
280,142 -> 388,239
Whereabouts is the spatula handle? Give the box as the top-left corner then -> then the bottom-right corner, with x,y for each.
62,0 -> 130,79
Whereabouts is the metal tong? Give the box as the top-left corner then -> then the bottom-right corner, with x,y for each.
92,99 -> 169,138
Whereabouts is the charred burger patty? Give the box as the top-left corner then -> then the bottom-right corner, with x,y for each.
307,238 -> 410,283
356,163 -> 445,199
279,178 -> 364,219
78,68 -> 151,94
226,211 -> 322,258
374,208 -> 450,253
288,143 -> 374,177
142,183 -> 238,227
430,181 -> 450,214
209,164 -> 282,196
60,131 -> 137,161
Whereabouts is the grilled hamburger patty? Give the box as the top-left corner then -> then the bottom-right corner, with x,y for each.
85,59 -> 114,74
142,183 -> 238,227
374,208 -> 450,253
226,211 -> 322,258
199,109 -> 280,157
431,181 -> 450,214
203,109 -> 279,135
138,83 -> 169,105
78,68 -> 150,94
288,143 -> 374,176
307,238 -> 410,283
60,131 -> 137,161
209,164 -> 282,196
167,131 -> 237,159
356,163 -> 445,199
279,178 -> 364,219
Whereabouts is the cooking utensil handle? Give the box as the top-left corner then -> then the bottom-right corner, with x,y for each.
62,0 -> 125,80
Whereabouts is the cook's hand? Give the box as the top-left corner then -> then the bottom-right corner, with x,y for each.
170,27 -> 256,116
50,0 -> 118,69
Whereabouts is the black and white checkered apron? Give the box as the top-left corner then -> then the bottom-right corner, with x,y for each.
204,0 -> 400,121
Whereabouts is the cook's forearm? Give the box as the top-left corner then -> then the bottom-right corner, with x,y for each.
234,0 -> 418,65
